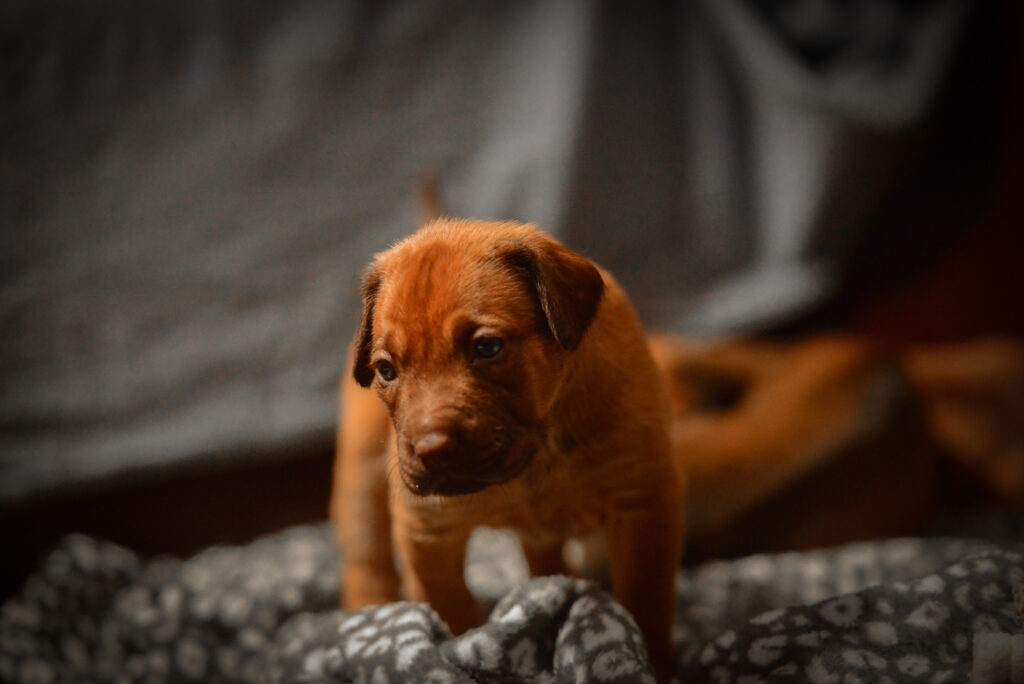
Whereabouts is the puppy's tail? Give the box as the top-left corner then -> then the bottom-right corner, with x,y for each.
419,171 -> 446,224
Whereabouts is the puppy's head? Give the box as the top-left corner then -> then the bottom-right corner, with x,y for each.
352,219 -> 604,497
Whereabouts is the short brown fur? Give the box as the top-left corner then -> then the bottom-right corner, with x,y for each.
331,218 -> 683,680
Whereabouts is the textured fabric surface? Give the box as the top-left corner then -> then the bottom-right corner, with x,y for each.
0,0 -> 975,502
3,525 -> 1022,682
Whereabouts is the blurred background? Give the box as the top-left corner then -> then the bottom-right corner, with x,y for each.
2,0 -> 1021,597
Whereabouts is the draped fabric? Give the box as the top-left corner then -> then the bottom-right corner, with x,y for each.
1,0 -> 972,499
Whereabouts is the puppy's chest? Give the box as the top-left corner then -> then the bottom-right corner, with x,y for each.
489,469 -> 605,542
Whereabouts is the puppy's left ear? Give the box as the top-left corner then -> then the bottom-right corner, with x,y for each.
497,234 -> 605,351
352,266 -> 382,388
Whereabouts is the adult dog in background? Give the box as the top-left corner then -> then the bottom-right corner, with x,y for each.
331,218 -> 684,679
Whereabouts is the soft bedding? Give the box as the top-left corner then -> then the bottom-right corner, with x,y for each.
3,524 -> 1022,682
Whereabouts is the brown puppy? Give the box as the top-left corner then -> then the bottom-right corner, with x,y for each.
331,218 -> 684,679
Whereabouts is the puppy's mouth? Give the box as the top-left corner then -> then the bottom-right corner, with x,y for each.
397,440 -> 533,497
404,473 -> 504,497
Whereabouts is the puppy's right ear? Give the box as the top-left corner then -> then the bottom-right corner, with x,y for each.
352,266 -> 382,388
495,234 -> 604,351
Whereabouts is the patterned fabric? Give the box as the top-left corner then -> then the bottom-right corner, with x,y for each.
681,543 -> 1024,682
2,525 -> 1022,682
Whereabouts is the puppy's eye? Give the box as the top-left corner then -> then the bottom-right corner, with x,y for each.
473,336 -> 504,360
375,360 -> 397,382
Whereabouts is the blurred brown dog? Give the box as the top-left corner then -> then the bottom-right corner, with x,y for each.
648,334 -> 937,562
645,334 -> 1024,563
331,218 -> 683,679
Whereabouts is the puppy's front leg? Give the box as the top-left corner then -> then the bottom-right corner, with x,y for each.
333,371 -> 401,610
605,488 -> 684,683
392,502 -> 479,635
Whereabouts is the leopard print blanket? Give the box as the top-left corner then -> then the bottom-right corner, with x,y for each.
2,525 -> 1022,682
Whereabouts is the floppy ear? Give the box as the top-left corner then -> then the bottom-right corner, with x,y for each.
352,266 -> 382,388
497,235 -> 605,351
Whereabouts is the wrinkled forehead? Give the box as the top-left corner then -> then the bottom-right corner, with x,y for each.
373,241 -> 537,354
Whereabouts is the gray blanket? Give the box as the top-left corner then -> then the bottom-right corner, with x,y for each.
3,525 -> 1022,682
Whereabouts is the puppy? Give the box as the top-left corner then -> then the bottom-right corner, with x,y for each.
331,218 -> 684,679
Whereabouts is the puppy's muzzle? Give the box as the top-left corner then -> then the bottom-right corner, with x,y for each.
400,423 -> 530,497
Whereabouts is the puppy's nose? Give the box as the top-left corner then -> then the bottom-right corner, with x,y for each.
412,430 -> 458,466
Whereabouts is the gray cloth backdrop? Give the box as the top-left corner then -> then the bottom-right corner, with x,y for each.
1,0 -> 969,502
